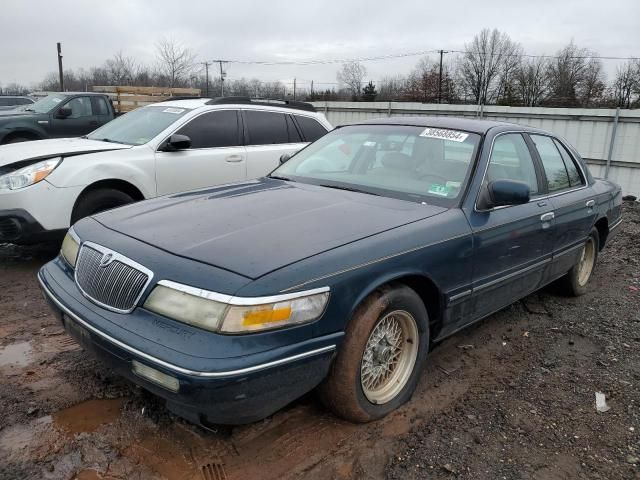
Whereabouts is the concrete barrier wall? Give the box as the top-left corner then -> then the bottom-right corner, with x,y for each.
312,102 -> 640,195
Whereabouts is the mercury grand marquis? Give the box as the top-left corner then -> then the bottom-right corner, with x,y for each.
38,117 -> 623,427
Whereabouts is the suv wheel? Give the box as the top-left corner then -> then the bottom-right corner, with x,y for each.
71,189 -> 135,224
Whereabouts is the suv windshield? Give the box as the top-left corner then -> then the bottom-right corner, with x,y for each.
87,105 -> 191,146
25,94 -> 68,113
272,124 -> 480,205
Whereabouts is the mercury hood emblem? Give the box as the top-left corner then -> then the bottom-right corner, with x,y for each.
99,253 -> 114,268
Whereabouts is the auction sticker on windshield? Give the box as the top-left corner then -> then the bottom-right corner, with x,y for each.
420,128 -> 469,142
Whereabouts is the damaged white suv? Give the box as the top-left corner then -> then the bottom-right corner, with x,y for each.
0,97 -> 331,243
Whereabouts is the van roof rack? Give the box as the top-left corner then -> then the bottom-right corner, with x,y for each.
205,96 -> 316,112
160,96 -> 207,102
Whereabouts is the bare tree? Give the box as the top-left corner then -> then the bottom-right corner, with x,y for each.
514,57 -> 549,106
337,61 -> 366,100
459,28 -> 521,104
612,60 -> 640,108
155,38 -> 197,88
104,51 -> 140,85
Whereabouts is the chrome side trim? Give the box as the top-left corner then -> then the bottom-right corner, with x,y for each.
473,257 -> 551,292
38,273 -> 336,378
157,280 -> 329,306
553,242 -> 585,258
449,289 -> 472,303
609,217 -> 623,232
280,232 -> 470,292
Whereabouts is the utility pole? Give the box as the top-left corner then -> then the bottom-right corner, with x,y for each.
201,62 -> 212,97
437,49 -> 449,104
57,42 -> 64,92
310,80 -> 314,100
293,78 -> 297,101
218,61 -> 226,97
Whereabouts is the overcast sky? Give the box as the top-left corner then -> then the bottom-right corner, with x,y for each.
1,0 -> 638,90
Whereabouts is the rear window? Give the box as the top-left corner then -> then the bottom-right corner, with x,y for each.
530,134 -> 570,192
295,115 -> 328,142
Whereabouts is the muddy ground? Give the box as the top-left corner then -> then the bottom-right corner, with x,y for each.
1,203 -> 639,480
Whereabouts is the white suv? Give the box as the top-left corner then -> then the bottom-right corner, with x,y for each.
0,97 -> 331,244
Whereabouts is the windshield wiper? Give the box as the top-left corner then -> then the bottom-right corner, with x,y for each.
23,108 -> 35,112
95,138 -> 122,144
318,184 -> 380,196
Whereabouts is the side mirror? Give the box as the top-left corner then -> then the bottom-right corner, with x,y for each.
161,134 -> 192,151
56,107 -> 72,119
480,180 -> 530,209
279,153 -> 291,164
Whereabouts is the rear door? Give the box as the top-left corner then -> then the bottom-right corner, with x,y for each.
527,134 -> 595,279
90,96 -> 113,129
465,132 -> 554,322
49,96 -> 99,137
242,110 -> 309,178
155,109 -> 247,195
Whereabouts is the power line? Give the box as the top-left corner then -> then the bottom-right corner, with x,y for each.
207,49 -> 639,66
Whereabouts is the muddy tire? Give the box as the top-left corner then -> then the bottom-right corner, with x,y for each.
558,227 -> 599,296
318,284 -> 430,423
71,189 -> 135,225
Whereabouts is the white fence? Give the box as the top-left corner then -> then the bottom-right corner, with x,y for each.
311,102 -> 640,196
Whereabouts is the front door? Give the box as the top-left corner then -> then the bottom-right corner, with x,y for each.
49,96 -> 98,137
465,132 -> 554,322
155,109 -> 246,195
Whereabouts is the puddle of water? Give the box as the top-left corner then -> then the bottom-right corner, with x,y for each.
74,469 -> 102,480
53,398 -> 126,435
0,341 -> 33,367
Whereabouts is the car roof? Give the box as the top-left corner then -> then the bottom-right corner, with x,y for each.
349,116 -> 522,134
157,98 -> 320,115
156,98 -> 211,109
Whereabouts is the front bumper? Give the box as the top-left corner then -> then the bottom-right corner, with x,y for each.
38,262 -> 340,426
0,208 -> 63,244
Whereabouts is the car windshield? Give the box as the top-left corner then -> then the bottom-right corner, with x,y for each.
87,105 -> 191,146
25,94 -> 67,113
272,124 -> 481,206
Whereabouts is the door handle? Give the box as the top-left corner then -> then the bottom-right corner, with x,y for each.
225,154 -> 243,163
586,200 -> 595,208
540,212 -> 555,222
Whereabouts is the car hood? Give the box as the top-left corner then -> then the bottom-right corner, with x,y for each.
0,137 -> 132,168
95,178 -> 447,279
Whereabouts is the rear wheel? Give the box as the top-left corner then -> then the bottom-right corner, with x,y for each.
71,189 -> 135,224
559,227 -> 599,296
318,285 -> 429,422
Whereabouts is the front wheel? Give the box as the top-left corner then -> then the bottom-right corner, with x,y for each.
71,189 -> 135,225
318,285 -> 430,422
559,227 -> 599,296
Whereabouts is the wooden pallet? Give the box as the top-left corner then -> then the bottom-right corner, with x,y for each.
92,86 -> 201,112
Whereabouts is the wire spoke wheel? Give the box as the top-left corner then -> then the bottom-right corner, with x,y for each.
360,310 -> 419,404
577,237 -> 596,286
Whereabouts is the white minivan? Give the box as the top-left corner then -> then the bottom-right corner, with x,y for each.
0,97 -> 331,243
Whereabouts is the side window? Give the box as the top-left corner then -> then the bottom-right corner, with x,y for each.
553,138 -> 584,187
244,110 -> 289,145
63,97 -> 93,118
175,110 -> 239,149
487,133 -> 538,195
295,115 -> 328,142
530,135 -> 570,192
91,96 -> 110,116
18,98 -> 34,105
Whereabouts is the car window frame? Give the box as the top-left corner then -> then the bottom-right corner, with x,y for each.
552,137 -> 586,187
524,132 -> 589,197
59,96 -> 94,119
473,131 -> 547,212
158,108 -> 243,151
240,108 -> 306,147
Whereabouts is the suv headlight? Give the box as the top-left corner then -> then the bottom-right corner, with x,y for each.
60,228 -> 80,267
143,280 -> 329,334
0,157 -> 62,191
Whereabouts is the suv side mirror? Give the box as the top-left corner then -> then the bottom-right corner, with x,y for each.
161,134 -> 192,151
56,107 -> 72,119
279,153 -> 291,164
479,180 -> 530,209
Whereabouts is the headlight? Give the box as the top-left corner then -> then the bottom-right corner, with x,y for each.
60,228 -> 80,267
143,280 -> 329,334
0,157 -> 62,191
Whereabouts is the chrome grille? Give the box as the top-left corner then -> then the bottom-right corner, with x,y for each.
75,243 -> 152,313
